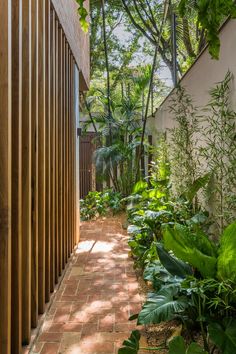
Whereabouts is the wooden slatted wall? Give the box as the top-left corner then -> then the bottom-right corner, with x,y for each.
0,1 -> 80,353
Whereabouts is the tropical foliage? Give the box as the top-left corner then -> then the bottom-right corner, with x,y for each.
119,76 -> 236,353
80,190 -> 123,220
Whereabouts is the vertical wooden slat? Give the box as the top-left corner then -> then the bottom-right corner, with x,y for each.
61,35 -> 66,269
49,7 -> 55,293
31,0 -> 39,328
58,26 -> 63,276
70,56 -> 73,249
45,0 -> 51,303
65,42 -> 68,263
38,0 -> 46,315
22,0 -> 32,343
54,19 -> 59,283
68,53 -> 71,255
11,0 -> 22,352
66,43 -> 70,259
75,66 -> 80,245
71,57 -> 75,249
0,1 -> 12,353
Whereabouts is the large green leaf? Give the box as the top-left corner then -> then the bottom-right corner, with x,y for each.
163,224 -> 217,278
138,287 -> 188,325
156,243 -> 193,278
217,221 -> 236,283
183,173 -> 210,202
143,260 -> 183,290
118,330 -> 140,354
169,336 -> 186,354
169,336 -> 208,354
208,318 -> 236,354
132,180 -> 148,194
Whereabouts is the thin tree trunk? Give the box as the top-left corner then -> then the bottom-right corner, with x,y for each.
135,0 -> 169,181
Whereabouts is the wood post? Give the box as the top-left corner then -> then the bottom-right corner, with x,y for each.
22,0 -> 32,344
31,0 -> 39,328
11,1 -> 23,352
45,0 -> 51,304
0,1 -> 12,353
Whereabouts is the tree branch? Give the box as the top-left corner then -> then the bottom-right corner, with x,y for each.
121,0 -> 157,45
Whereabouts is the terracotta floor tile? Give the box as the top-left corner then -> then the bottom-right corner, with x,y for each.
41,343 -> 60,354
32,217 -> 142,354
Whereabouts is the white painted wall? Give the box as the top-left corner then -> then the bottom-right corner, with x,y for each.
149,19 -> 236,137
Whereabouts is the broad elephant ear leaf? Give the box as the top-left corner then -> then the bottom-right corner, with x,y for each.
169,336 -> 186,354
156,243 -> 193,278
118,330 -> 140,354
186,342 -> 208,354
162,224 -> 217,278
208,318 -> 236,354
137,287 -> 188,325
169,336 -> 208,354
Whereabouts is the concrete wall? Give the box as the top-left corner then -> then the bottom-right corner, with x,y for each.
149,19 -> 236,137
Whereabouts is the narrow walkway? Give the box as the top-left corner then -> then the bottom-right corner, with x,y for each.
31,217 -> 144,354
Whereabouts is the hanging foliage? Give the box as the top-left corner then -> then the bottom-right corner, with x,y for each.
76,0 -> 89,32
179,0 -> 236,59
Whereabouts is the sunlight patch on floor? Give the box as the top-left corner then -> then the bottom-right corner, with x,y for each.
91,241 -> 115,253
75,240 -> 95,254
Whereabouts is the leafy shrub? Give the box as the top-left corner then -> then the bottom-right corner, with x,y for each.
80,189 -> 123,221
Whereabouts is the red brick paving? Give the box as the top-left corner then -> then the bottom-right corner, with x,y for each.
29,217 -> 144,354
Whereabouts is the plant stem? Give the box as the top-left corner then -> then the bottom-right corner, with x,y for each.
140,347 -> 166,351
198,295 -> 209,352
101,0 -> 112,144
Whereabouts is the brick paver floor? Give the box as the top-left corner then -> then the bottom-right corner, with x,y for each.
30,217 -> 144,354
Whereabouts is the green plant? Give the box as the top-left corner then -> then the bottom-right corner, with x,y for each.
118,330 -> 165,354
80,189 -> 123,221
179,0 -> 236,59
118,330 -> 141,354
169,336 -> 208,354
138,285 -> 189,325
201,72 -> 236,235
162,223 -> 217,278
169,86 -> 200,203
119,332 -> 208,353
217,221 -> 236,283
208,318 -> 236,354
76,0 -> 89,32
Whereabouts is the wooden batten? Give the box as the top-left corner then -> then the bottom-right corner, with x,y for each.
11,0 -> 23,352
0,1 -> 12,353
49,7 -> 56,293
58,26 -> 63,276
54,18 -> 59,284
31,0 -> 39,328
22,0 -> 32,344
45,0 -> 51,304
37,0 -> 46,315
